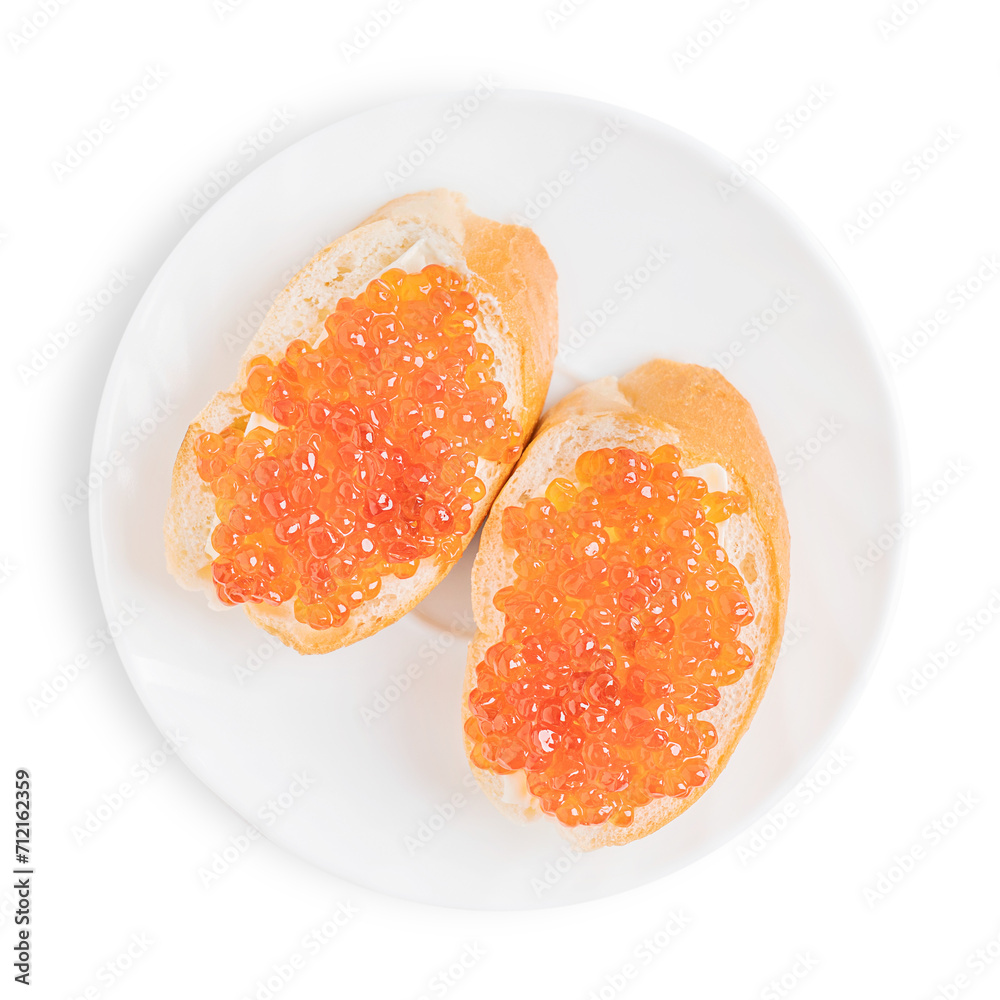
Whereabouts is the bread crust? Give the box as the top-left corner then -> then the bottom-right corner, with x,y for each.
164,190 -> 558,654
463,360 -> 790,849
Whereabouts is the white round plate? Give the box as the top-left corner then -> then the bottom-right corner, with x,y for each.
91,89 -> 903,909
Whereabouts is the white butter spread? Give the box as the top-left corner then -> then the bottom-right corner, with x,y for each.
386,238 -> 438,273
684,462 -> 728,494
501,771 -> 537,808
684,462 -> 731,548
246,411 -> 280,434
204,518 -> 220,560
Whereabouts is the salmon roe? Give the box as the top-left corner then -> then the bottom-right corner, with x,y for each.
193,264 -> 522,629
465,445 -> 755,828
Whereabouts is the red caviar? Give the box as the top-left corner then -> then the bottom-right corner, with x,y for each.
465,445 -> 754,828
193,264 -> 522,629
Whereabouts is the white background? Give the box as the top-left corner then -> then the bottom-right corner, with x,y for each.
2,0 -> 999,997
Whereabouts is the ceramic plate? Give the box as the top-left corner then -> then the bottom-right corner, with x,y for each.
90,89 -> 904,908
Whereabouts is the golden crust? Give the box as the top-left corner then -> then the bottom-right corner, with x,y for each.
617,360 -> 789,582
463,214 -> 558,431
463,359 -> 790,849
164,189 -> 557,655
